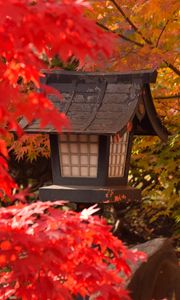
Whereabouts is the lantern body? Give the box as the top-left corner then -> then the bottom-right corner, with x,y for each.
39,131 -> 141,202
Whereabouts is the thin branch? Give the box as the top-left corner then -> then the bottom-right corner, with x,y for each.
96,21 -> 143,47
164,61 -> 180,76
154,94 -> 180,100
110,0 -> 152,45
156,19 -> 170,47
156,9 -> 178,47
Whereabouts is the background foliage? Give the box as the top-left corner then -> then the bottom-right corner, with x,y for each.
90,0 -> 180,237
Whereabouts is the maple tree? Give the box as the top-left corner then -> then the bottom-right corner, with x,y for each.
87,0 -> 180,227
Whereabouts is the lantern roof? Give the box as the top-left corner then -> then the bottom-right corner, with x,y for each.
20,69 -> 168,142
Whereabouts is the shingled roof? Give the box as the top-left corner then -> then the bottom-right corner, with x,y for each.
20,70 -> 168,141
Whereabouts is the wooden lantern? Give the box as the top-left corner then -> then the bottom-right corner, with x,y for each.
20,70 -> 168,203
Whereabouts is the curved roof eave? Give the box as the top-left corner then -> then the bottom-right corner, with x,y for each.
143,84 -> 168,142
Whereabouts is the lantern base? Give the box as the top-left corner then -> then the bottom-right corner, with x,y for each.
39,185 -> 141,203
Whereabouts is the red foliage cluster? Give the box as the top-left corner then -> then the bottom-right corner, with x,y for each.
0,202 -> 145,300
0,0 -> 115,198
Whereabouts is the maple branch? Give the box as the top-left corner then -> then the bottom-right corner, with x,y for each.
164,61 -> 180,76
96,21 -> 143,47
154,94 -> 180,100
110,0 -> 152,45
156,19 -> 170,47
156,9 -> 178,47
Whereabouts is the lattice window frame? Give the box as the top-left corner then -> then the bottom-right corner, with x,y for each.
108,132 -> 129,178
59,134 -> 99,178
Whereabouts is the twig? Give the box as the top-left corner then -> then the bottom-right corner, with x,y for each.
156,19 -> 170,47
164,61 -> 180,76
154,94 -> 180,99
96,21 -> 143,47
156,9 -> 178,47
